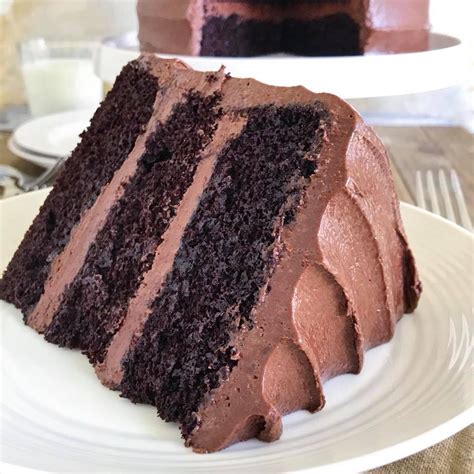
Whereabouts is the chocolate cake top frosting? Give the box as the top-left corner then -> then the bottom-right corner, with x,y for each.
0,55 -> 421,452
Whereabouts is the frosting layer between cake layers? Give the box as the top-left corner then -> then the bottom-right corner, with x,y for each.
0,55 -> 421,452
138,0 -> 430,56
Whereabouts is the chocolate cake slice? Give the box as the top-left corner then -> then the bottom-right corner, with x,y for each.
0,55 -> 421,452
138,0 -> 430,57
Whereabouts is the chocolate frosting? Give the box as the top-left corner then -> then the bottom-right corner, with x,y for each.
22,55 -> 421,452
137,0 -> 430,55
184,76 -> 421,452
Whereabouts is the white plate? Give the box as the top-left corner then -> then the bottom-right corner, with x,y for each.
1,190 -> 473,473
97,32 -> 468,99
13,109 -> 94,158
7,137 -> 57,169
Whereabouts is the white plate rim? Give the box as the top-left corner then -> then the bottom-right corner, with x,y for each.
0,191 -> 473,473
6,136 -> 57,169
12,109 -> 93,158
304,407 -> 474,473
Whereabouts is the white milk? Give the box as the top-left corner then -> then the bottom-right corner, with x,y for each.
22,59 -> 102,117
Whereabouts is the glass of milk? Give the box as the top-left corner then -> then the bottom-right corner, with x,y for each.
19,39 -> 103,117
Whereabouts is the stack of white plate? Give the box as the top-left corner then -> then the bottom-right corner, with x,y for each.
8,109 -> 94,168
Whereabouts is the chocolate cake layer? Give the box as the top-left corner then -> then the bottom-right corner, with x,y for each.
0,61 -> 158,316
26,59 -> 226,357
184,87 -> 421,452
25,59 -> 188,334
138,0 -> 430,56
120,101 -> 328,435
200,14 -> 361,56
0,55 -> 421,453
96,114 -> 247,388
44,91 -> 222,363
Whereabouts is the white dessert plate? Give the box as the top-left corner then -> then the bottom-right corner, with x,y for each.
97,32 -> 468,99
1,190 -> 473,473
7,136 -> 56,169
12,109 -> 94,159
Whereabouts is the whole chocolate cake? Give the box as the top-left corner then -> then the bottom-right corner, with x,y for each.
138,0 -> 430,57
0,55 -> 421,452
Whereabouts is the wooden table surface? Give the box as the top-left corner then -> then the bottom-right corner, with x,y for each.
375,126 -> 474,213
0,125 -> 472,472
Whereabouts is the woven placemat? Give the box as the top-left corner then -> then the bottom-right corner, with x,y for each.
370,425 -> 473,473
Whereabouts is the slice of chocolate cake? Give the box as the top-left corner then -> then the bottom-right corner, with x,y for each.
138,0 -> 430,57
0,55 -> 421,453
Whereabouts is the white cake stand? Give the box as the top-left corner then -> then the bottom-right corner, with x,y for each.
96,32 -> 468,99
